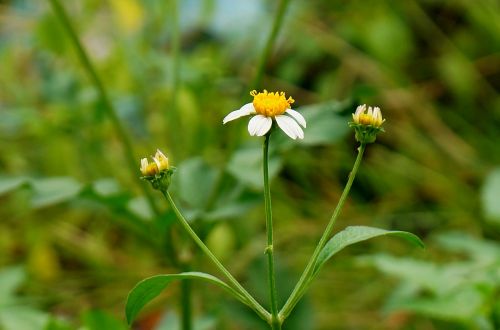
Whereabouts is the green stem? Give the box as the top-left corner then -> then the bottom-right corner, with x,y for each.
48,0 -> 160,215
168,0 -> 181,154
180,278 -> 192,330
279,144 -> 366,321
263,134 -> 281,329
163,191 -> 271,322
252,0 -> 291,89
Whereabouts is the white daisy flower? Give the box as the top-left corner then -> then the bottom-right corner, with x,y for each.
223,90 -> 306,139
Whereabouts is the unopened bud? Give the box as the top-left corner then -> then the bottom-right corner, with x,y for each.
349,104 -> 385,143
139,149 -> 175,192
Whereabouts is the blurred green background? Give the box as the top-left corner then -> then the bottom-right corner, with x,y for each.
0,0 -> 499,329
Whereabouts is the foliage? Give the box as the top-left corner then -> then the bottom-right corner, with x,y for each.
0,0 -> 498,329
362,232 -> 500,329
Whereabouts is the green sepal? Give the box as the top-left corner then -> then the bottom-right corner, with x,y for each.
141,167 -> 176,193
349,122 -> 384,144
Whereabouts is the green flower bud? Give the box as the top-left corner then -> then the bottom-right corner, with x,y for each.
349,104 -> 385,143
140,149 -> 175,192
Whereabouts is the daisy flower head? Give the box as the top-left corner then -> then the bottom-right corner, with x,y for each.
139,149 -> 175,192
349,104 -> 385,144
140,149 -> 170,176
223,90 -> 306,139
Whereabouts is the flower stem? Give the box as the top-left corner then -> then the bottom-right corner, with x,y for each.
168,0 -> 182,155
263,133 -> 281,329
48,0 -> 160,215
252,0 -> 291,89
180,278 -> 192,330
279,143 -> 367,321
163,191 -> 271,322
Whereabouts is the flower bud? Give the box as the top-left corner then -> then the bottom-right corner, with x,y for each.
153,149 -> 169,172
139,149 -> 175,192
349,104 -> 385,143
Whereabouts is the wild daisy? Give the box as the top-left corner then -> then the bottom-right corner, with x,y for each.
223,90 -> 306,139
140,149 -> 169,176
351,104 -> 385,127
349,104 -> 385,143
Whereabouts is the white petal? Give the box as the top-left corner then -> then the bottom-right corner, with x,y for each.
285,109 -> 307,128
240,102 -> 256,114
222,103 -> 256,124
275,115 -> 304,140
353,104 -> 365,121
248,115 -> 272,136
373,107 -> 381,123
140,158 -> 148,171
355,104 -> 366,116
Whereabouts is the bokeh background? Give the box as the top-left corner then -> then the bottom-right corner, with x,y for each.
0,0 -> 499,329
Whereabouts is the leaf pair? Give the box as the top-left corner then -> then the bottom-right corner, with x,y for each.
125,226 -> 423,325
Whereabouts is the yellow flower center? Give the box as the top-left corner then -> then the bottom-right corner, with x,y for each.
251,90 -> 294,117
144,163 -> 158,176
359,114 -> 374,126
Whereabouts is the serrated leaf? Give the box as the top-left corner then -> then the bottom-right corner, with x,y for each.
125,272 -> 246,325
313,226 -> 424,276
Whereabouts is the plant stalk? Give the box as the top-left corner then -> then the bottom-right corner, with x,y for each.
163,191 -> 270,322
180,278 -> 192,330
48,0 -> 160,215
168,0 -> 182,155
252,0 -> 291,90
263,133 -> 281,329
279,143 -> 366,321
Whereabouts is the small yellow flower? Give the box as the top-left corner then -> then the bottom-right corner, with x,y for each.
352,104 -> 385,127
223,90 -> 306,139
140,149 -> 174,192
349,104 -> 385,144
140,149 -> 169,176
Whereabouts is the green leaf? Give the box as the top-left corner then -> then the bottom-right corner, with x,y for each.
390,287 -> 485,322
0,307 -> 49,330
313,226 -> 424,276
83,310 -> 127,330
125,272 -> 245,325
272,100 -> 352,151
227,146 -> 282,190
298,101 -> 351,146
0,176 -> 28,196
481,168 -> 500,225
174,157 -> 220,209
92,178 -> 121,197
127,196 -> 154,221
0,266 -> 25,305
30,177 -> 83,208
436,231 -> 500,263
